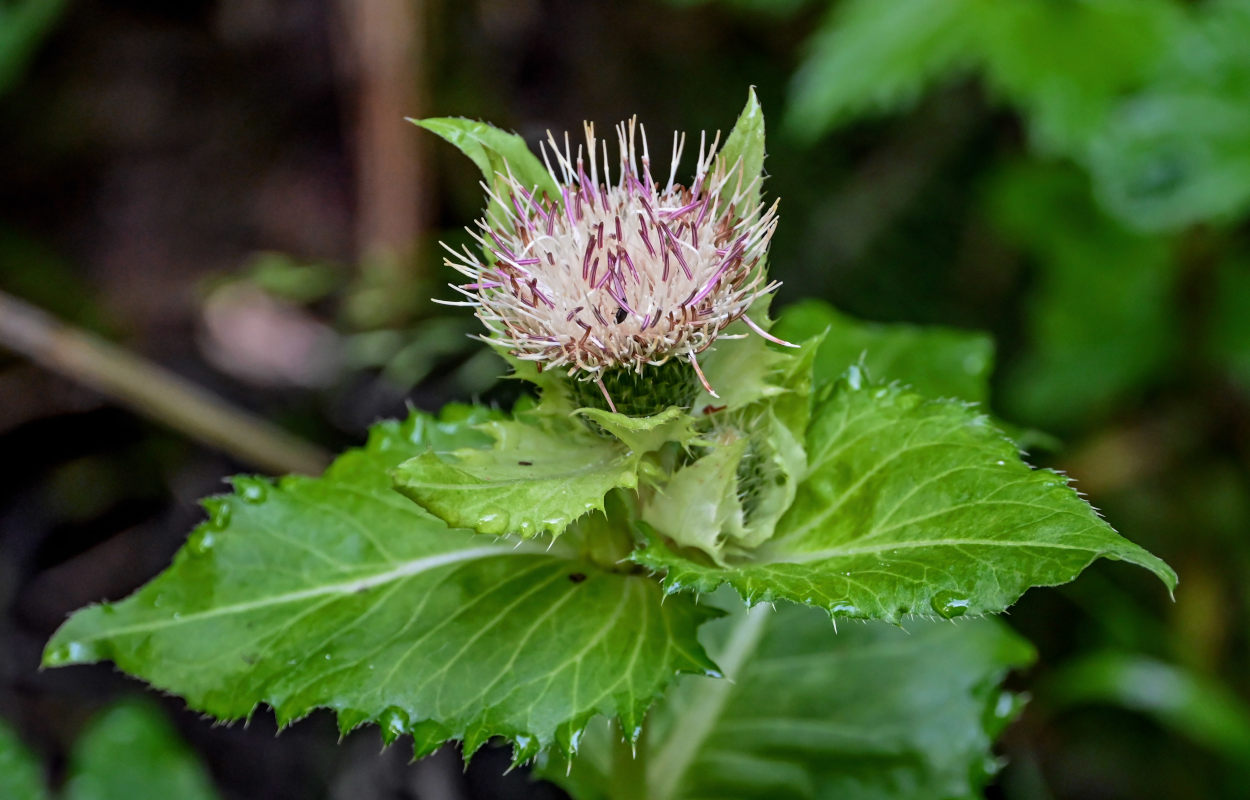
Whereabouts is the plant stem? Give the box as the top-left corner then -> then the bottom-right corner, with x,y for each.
646,603 -> 772,800
0,290 -> 331,475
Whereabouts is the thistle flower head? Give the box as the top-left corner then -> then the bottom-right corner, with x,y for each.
440,118 -> 787,409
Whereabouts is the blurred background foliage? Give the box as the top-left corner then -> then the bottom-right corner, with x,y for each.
1,0 -> 1249,798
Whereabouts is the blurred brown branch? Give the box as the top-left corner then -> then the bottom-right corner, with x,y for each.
335,0 -> 430,268
0,290 -> 331,475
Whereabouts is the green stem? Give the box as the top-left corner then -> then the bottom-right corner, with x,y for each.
647,603 -> 772,800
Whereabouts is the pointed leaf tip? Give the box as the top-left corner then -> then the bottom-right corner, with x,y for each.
636,378 -> 1175,621
713,88 -> 768,211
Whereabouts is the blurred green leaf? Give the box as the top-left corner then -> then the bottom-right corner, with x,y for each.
1208,254 -> 1250,392
1089,0 -> 1250,230
239,252 -> 342,305
774,299 -> 994,403
1046,653 -> 1250,768
0,717 -> 47,800
977,0 -> 1178,155
543,603 -> 1034,800
65,702 -> 220,800
786,0 -> 979,141
0,0 -> 68,97
986,163 -> 1179,430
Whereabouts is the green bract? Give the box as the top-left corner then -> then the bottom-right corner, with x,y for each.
44,91 -> 1174,797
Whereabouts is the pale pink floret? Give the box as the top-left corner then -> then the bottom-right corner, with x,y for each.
438,119 -> 789,399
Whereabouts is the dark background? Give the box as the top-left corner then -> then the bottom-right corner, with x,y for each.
2,1 -> 1249,798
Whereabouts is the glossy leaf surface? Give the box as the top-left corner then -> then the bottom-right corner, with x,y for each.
774,299 -> 993,403
44,409 -> 718,761
637,377 -> 1175,622
393,416 -> 641,539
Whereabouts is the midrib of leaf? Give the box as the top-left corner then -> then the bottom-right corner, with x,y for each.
647,605 -> 771,800
771,532 -> 1105,564
60,545 -> 537,643
419,451 -> 627,488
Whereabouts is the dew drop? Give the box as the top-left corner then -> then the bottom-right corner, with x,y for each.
206,501 -> 232,530
993,690 -> 1017,719
930,590 -> 970,619
379,706 -> 410,744
237,478 -> 269,503
477,513 -> 508,534
45,641 -> 98,666
45,644 -> 72,666
187,530 -> 216,556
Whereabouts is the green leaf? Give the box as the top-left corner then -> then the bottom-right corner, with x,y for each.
636,377 -> 1175,622
576,406 -> 698,455
986,163 -> 1178,430
774,299 -> 994,404
65,702 -> 220,800
393,416 -> 641,538
712,87 -> 767,211
542,601 -> 1035,800
412,117 -> 559,232
976,0 -> 1179,156
43,408 -> 719,761
0,717 -> 46,800
1045,652 -> 1250,768
0,0 -> 69,98
785,0 -> 980,141
1087,0 -> 1250,230
643,434 -> 750,563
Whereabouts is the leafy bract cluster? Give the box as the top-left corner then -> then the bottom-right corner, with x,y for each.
43,93 -> 1174,797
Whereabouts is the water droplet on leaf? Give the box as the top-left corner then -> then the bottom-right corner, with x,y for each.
206,501 -> 231,530
379,706 -> 409,744
187,530 -> 215,556
930,591 -> 970,619
237,478 -> 269,503
45,641 -> 99,665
